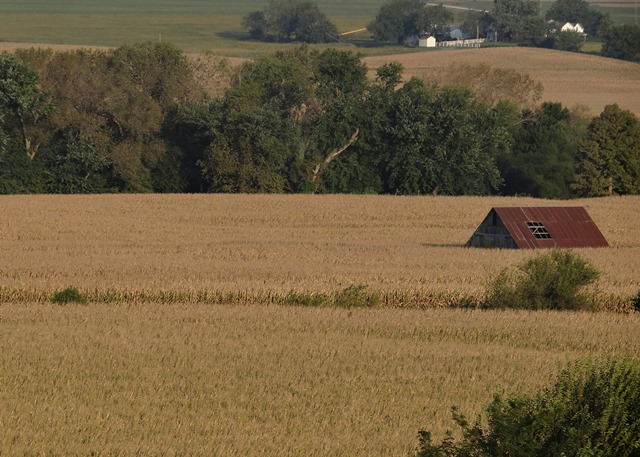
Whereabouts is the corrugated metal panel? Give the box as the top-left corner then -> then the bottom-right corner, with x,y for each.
491,207 -> 608,249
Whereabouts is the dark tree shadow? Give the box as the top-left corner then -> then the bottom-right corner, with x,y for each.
420,243 -> 467,248
214,31 -> 392,49
216,31 -> 253,41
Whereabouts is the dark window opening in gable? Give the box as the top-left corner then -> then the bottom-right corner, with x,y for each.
526,221 -> 552,239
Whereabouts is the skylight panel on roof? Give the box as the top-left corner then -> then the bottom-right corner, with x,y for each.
526,221 -> 552,239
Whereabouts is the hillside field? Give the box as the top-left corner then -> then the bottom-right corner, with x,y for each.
364,47 -> 640,116
1,194 -> 640,455
1,194 -> 639,303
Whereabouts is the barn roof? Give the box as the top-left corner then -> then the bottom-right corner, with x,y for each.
467,206 -> 609,249
490,206 -> 608,249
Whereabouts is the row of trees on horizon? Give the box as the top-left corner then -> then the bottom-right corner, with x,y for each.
0,43 -> 639,197
244,0 -> 640,60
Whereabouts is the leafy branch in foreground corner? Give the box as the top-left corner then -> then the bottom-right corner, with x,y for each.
416,357 -> 640,457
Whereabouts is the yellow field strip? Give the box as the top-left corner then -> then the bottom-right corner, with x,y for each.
1,194 -> 638,308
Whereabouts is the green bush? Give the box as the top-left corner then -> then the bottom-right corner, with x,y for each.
416,357 -> 640,457
333,284 -> 380,309
485,248 -> 600,311
51,287 -> 87,304
282,290 -> 328,307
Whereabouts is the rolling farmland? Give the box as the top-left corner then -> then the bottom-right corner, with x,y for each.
0,0 -> 637,54
1,1 -> 640,451
363,47 -> 640,116
1,195 -> 640,455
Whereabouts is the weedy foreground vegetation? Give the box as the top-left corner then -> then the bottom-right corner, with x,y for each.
1,194 -> 639,455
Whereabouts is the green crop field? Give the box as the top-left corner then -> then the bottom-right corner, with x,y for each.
0,0 -> 636,54
0,0 -> 380,54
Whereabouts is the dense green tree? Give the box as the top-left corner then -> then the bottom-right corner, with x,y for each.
163,100 -> 222,193
200,48 -> 378,194
545,0 -> 610,38
498,102 -> 587,198
243,0 -> 338,43
459,10 -> 495,39
368,0 -> 453,43
545,0 -> 588,23
14,43 -> 199,193
200,49 -> 315,193
0,142 -> 46,194
551,30 -> 584,52
413,5 -> 453,37
306,49 -> 372,192
601,25 -> 640,62
0,52 -> 56,161
376,79 -> 505,195
243,11 -> 269,40
0,114 -> 7,157
110,42 -> 194,107
43,131 -> 110,193
492,0 -> 540,42
573,104 -> 640,196
317,62 -> 404,194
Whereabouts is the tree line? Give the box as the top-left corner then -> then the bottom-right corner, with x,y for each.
244,0 -> 640,61
1,43 -> 639,197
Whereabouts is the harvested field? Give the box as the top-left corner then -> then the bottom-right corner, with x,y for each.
363,47 -> 640,116
0,194 -> 638,306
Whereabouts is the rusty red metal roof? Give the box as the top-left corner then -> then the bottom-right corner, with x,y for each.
493,206 -> 608,249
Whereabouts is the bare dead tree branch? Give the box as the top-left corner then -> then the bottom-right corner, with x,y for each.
311,128 -> 359,193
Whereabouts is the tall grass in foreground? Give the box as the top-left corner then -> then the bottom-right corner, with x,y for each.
0,304 -> 639,455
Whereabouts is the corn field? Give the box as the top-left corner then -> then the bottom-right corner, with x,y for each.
1,194 -> 638,307
1,194 -> 639,455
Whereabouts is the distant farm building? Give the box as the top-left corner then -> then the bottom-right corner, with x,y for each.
467,207 -> 608,249
547,21 -> 587,39
419,35 -> 437,47
560,22 -> 585,35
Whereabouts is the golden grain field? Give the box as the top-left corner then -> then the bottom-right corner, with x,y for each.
363,47 -> 640,117
1,303 -> 639,455
1,194 -> 640,455
1,194 -> 639,305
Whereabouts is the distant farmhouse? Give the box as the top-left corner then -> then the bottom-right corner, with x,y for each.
467,207 -> 608,249
548,21 -> 588,39
410,21 -> 486,48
